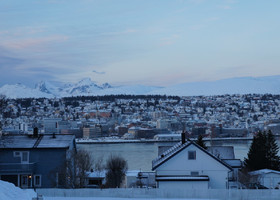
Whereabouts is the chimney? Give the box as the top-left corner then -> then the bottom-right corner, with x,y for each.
33,127 -> 38,138
181,131 -> 186,144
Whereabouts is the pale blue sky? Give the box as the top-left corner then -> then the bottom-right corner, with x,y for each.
0,0 -> 279,87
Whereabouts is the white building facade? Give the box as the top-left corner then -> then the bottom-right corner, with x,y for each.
152,140 -> 233,189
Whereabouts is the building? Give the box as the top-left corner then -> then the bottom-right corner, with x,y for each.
83,125 -> 102,138
152,135 -> 233,189
43,118 -> 62,134
0,133 -> 76,188
249,169 -> 280,189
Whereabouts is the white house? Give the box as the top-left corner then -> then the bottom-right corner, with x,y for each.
152,136 -> 233,189
249,169 -> 280,189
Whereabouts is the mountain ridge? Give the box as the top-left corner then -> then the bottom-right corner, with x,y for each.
1,76 -> 280,98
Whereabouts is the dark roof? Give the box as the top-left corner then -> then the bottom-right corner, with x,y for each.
152,141 -> 233,171
0,134 -> 75,149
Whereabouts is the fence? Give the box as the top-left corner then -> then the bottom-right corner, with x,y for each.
36,188 -> 280,200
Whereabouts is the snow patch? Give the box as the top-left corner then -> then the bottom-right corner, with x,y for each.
0,180 -> 37,200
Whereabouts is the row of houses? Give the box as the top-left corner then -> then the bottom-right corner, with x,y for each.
1,132 -> 280,189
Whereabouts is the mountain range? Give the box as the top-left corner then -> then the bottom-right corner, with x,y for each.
1,76 -> 280,99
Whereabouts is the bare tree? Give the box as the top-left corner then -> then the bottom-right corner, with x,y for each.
50,149 -> 93,188
105,155 -> 128,188
74,149 -> 93,187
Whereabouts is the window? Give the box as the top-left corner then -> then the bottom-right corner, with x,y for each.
34,175 -> 41,187
190,171 -> 199,176
13,151 -> 29,163
13,151 -> 21,157
188,151 -> 196,160
21,152 -> 29,163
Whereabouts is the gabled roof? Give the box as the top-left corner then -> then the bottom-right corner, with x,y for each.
0,134 -> 75,149
152,141 -> 233,171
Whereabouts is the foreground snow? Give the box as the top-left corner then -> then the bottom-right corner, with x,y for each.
0,180 -> 37,200
45,198 -> 213,200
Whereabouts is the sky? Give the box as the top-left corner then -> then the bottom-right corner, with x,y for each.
0,0 -> 280,87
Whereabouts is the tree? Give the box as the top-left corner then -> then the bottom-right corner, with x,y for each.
105,155 -> 128,188
51,149 -> 93,188
244,131 -> 280,171
265,130 -> 280,170
74,149 -> 93,187
196,134 -> 207,149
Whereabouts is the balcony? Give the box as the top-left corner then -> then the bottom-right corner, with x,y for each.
0,163 -> 36,173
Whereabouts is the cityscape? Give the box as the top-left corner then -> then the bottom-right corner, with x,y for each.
1,0 -> 280,200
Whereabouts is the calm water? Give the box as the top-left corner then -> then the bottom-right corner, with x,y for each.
77,139 -> 280,171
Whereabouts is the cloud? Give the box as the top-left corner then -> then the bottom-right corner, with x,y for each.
0,35 -> 68,50
159,34 -> 180,46
0,55 -> 24,68
218,5 -> 232,10
92,70 -> 106,75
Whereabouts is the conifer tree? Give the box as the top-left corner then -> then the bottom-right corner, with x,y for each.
265,130 -> 280,170
244,131 -> 280,171
196,134 -> 207,149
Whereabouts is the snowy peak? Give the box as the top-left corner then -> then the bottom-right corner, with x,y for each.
1,75 -> 280,99
76,77 -> 98,87
35,81 -> 59,95
102,83 -> 112,89
0,84 -> 53,99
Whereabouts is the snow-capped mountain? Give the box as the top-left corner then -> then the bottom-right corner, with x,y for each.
151,76 -> 280,96
0,83 -> 53,99
35,81 -> 61,96
1,75 -> 280,99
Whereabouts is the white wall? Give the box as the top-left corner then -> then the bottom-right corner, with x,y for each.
158,181 -> 208,190
260,173 -> 280,189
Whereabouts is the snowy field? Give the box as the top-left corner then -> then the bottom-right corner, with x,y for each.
45,198 -> 212,200
2,180 -> 280,200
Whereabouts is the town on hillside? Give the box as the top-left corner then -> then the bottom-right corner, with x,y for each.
1,94 -> 280,139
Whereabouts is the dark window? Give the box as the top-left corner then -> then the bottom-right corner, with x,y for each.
34,175 -> 41,187
191,171 -> 199,176
188,151 -> 196,160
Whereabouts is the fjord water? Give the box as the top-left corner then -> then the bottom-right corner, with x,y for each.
77,139 -> 256,171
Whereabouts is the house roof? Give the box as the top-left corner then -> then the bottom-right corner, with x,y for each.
222,159 -> 242,168
249,169 -> 280,175
0,134 -> 75,149
152,141 -> 233,171
207,146 -> 235,159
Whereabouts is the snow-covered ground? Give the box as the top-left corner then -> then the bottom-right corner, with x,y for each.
0,180 -> 212,200
45,198 -> 211,200
0,180 -> 37,200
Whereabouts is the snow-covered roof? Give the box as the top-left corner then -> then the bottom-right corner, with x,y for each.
222,159 -> 242,168
207,146 -> 235,159
87,170 -> 106,178
0,134 -> 75,149
152,141 -> 233,171
249,169 -> 280,175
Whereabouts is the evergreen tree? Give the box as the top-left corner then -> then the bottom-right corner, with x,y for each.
196,134 -> 207,149
265,130 -> 280,170
244,131 -> 280,171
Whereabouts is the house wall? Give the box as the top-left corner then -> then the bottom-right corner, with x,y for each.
0,148 -> 67,188
259,173 -> 280,189
156,144 -> 231,189
158,180 -> 208,190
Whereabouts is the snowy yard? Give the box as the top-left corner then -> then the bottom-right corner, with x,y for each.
2,180 -> 280,200
44,198 -> 212,200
